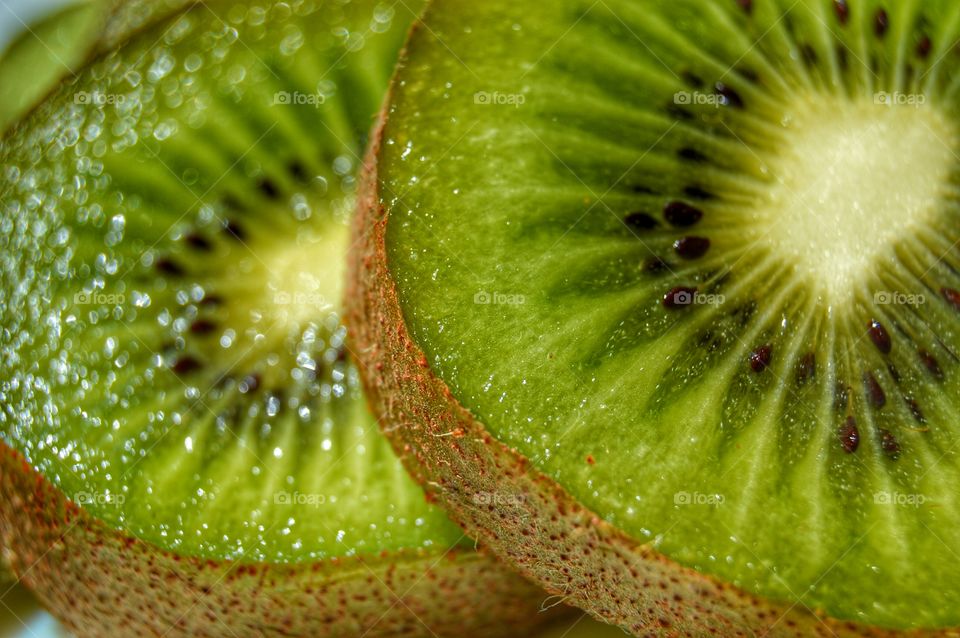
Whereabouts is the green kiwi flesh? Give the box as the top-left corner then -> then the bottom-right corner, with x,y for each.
0,1 -> 556,635
357,0 -> 960,631
0,1 -> 109,583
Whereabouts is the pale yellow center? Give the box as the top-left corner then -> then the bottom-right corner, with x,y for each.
762,98 -> 955,302
231,221 -> 348,331
269,223 -> 347,325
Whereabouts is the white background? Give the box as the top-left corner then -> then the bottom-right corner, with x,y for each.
0,0 -> 70,50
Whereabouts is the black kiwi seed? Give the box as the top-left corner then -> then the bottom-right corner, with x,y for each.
678,147 -> 708,163
663,201 -> 703,227
839,417 -> 860,453
797,352 -> 816,384
257,177 -> 281,200
184,233 -> 212,252
863,372 -> 887,409
680,70 -> 704,88
941,287 -> 960,311
874,9 -> 889,38
645,257 -> 670,274
663,286 -> 697,309
155,257 -> 184,276
887,363 -> 901,384
905,397 -> 926,424
917,35 -> 933,59
172,355 -> 203,375
666,103 -> 694,121
868,319 -> 892,354
801,44 -> 818,67
624,212 -> 659,230
714,82 -> 744,108
287,160 -> 309,182
919,349 -> 944,380
834,0 -> 849,25
737,67 -> 760,85
879,429 -> 901,459
713,270 -> 733,292
674,236 -> 711,259
698,330 -> 715,350
189,319 -> 218,335
836,46 -> 849,71
749,344 -> 772,372
736,0 -> 752,15
904,63 -> 916,86
239,374 -> 261,394
222,194 -> 245,211
683,186 -> 715,201
200,294 -> 223,307
224,220 -> 246,241
733,300 -> 757,325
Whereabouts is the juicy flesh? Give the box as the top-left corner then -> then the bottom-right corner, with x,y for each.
380,0 -> 960,628
0,0 -> 462,563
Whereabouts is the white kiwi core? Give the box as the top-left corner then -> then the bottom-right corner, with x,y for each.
762,98 -> 956,302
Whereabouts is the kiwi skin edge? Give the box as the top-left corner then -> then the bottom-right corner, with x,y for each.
346,36 -> 955,638
0,441 -> 559,638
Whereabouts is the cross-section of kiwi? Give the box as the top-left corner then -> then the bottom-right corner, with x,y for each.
0,1 -> 110,584
0,1 -> 559,636
349,0 -> 960,634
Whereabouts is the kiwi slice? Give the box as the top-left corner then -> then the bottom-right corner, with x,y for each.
0,0 -> 113,589
0,1 -> 557,636
350,0 -> 960,634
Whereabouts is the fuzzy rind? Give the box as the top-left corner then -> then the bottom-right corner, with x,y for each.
346,66 -> 960,638
0,442 -> 557,638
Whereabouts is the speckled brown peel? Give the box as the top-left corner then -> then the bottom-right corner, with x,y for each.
0,442 -> 557,638
346,96 -> 960,638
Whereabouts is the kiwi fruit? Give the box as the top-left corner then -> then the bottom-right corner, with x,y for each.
0,1 -> 561,636
0,0 -> 112,587
349,0 -> 960,635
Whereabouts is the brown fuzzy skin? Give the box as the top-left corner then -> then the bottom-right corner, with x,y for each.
0,442 -> 561,638
346,95 -> 960,638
